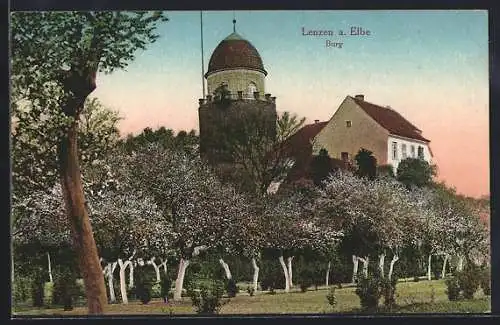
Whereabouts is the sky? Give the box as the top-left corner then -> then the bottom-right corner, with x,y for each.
91,10 -> 489,198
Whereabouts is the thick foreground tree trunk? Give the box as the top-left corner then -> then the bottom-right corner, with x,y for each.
352,255 -> 359,283
427,254 -> 432,281
251,257 -> 259,292
441,255 -> 449,279
325,261 -> 331,287
58,73 -> 107,313
219,259 -> 232,280
278,256 -> 291,293
388,254 -> 399,280
287,256 -> 294,287
174,258 -> 190,301
47,252 -> 53,283
378,253 -> 386,278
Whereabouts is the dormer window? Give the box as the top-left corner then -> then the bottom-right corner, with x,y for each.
346,120 -> 352,128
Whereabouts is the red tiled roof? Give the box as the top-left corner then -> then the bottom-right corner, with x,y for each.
205,32 -> 267,77
282,121 -> 328,157
352,96 -> 430,142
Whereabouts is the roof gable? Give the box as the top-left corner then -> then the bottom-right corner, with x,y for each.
351,96 -> 430,142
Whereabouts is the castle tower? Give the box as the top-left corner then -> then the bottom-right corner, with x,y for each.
204,20 -> 267,98
198,21 -> 277,165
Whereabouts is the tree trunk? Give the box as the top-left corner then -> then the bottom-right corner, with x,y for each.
378,253 -> 386,278
287,256 -> 294,287
278,256 -> 290,293
128,262 -> 134,289
427,254 -> 432,281
358,256 -> 369,278
457,255 -> 464,272
147,257 -> 161,283
251,257 -> 259,292
47,252 -> 53,283
107,262 -> 117,303
352,255 -> 359,283
219,259 -> 232,280
325,261 -> 331,287
159,258 -> 168,275
117,259 -> 130,304
57,96 -> 107,314
441,255 -> 449,279
174,258 -> 190,301
388,254 -> 399,280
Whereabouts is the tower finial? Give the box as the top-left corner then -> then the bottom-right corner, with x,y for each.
233,11 -> 236,32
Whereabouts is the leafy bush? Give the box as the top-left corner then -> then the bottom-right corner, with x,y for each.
151,282 -> 161,298
445,276 -> 461,301
225,278 -> 238,298
355,273 -> 382,312
52,268 -> 78,310
246,286 -> 255,297
13,275 -> 31,304
457,265 -> 480,300
413,276 -> 420,282
134,266 -> 155,304
160,274 -> 172,302
30,273 -> 45,307
479,267 -> 491,296
187,278 -> 227,314
381,276 -> 398,308
326,286 -> 337,310
260,259 -> 285,292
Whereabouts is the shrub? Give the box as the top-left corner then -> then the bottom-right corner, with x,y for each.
160,274 -> 172,303
52,268 -> 77,310
445,276 -> 461,301
355,273 -> 382,312
479,267 -> 491,296
187,278 -> 227,314
246,286 -> 255,297
134,266 -> 154,304
30,273 -> 45,307
13,275 -> 31,305
326,287 -> 337,310
225,278 -> 238,298
457,265 -> 480,300
381,276 -> 398,309
260,259 -> 285,292
151,282 -> 162,298
413,276 -> 420,282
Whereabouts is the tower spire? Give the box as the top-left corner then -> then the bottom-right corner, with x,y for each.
232,11 -> 236,32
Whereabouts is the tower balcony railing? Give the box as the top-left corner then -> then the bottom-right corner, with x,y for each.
199,91 -> 276,105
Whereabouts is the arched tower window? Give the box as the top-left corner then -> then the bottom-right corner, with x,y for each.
247,82 -> 257,99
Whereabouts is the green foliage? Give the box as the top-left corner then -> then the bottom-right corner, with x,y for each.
479,267 -> 491,296
326,286 -> 337,310
259,259 -> 285,292
354,148 -> 377,180
246,286 -> 255,297
445,276 -> 461,301
381,276 -> 398,308
225,278 -> 238,298
355,273 -> 383,312
187,278 -> 227,315
310,148 -> 334,187
134,266 -> 155,304
377,164 -> 395,178
30,272 -> 45,307
160,274 -> 172,302
396,158 -> 436,189
52,268 -> 78,310
457,264 -> 480,300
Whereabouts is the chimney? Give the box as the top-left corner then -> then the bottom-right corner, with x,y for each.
314,119 -> 320,124
253,91 -> 260,100
271,96 -> 276,104
237,91 -> 243,100
265,93 -> 271,101
355,94 -> 364,101
198,98 -> 205,106
206,94 -> 212,102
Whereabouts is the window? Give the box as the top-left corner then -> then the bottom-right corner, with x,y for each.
418,146 -> 424,159
410,145 -> 416,158
392,142 -> 398,160
247,82 -> 257,98
346,120 -> 352,128
341,152 -> 349,161
401,143 -> 407,159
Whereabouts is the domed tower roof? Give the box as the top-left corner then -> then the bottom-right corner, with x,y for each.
205,32 -> 267,78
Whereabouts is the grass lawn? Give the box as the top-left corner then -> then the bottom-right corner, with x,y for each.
12,279 -> 490,316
